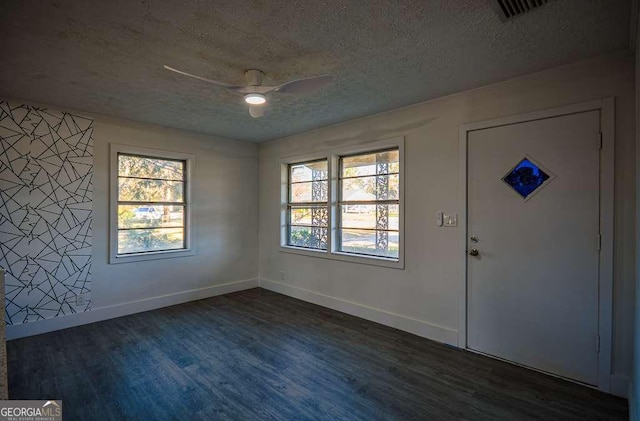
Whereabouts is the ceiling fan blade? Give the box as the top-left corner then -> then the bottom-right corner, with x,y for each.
249,104 -> 265,118
164,65 -> 242,89
273,75 -> 334,94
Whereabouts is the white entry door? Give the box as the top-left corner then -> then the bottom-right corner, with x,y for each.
466,110 -> 601,385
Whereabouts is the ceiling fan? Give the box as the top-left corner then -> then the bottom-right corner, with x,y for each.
164,65 -> 334,118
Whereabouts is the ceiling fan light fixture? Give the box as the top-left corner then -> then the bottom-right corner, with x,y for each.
244,93 -> 266,105
164,65 -> 335,119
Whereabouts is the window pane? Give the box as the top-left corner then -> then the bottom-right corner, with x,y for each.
118,155 -> 184,180
503,157 -> 550,199
340,204 -> 399,230
341,150 -> 399,178
118,178 -> 184,202
290,160 -> 328,183
337,148 -> 400,260
342,174 -> 399,201
118,205 -> 184,228
340,228 -> 399,258
290,181 -> 328,203
288,225 -> 327,250
289,206 -> 328,227
118,228 -> 185,254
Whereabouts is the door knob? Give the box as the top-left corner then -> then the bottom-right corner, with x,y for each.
469,248 -> 479,256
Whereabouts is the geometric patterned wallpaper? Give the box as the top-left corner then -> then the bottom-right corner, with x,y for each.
0,100 -> 93,325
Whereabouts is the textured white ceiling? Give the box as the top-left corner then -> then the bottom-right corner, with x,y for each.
0,0 -> 632,142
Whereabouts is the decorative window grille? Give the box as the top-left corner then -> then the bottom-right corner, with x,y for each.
338,149 -> 399,258
287,160 -> 329,250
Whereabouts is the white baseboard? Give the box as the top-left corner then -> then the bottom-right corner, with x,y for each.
610,374 -> 630,398
259,278 -> 458,346
6,278 -> 259,340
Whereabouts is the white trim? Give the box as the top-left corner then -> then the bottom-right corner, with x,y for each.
630,381 -> 637,421
6,279 -> 259,340
109,143 -> 196,264
599,97 -> 615,393
457,126 -> 469,348
278,137 -> 405,270
610,374 -> 630,398
280,153 -> 330,255
259,278 -> 457,345
279,246 -> 403,269
458,98 -> 615,393
459,99 -> 608,132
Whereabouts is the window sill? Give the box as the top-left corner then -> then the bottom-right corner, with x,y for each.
279,245 -> 404,269
109,248 -> 195,264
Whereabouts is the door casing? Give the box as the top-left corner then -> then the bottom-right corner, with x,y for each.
457,98 -> 615,393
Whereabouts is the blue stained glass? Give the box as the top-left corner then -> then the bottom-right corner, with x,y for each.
503,158 -> 549,199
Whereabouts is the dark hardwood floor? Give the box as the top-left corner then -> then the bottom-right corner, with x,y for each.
8,288 -> 627,420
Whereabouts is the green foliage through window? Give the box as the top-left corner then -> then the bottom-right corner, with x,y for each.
287,160 -> 328,250
117,153 -> 187,255
339,149 -> 400,259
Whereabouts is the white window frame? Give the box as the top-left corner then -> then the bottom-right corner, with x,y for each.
109,143 -> 195,264
336,148 -> 400,259
285,158 -> 329,251
280,137 -> 405,269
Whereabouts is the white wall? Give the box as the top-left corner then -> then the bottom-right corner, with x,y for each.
92,116 -> 258,305
258,52 -> 636,392
5,100 -> 259,338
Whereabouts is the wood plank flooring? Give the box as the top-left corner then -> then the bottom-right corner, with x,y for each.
7,288 -> 627,420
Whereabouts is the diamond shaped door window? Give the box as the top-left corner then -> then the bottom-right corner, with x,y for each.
502,158 -> 550,199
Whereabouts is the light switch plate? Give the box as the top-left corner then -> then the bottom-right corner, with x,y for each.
443,213 -> 458,227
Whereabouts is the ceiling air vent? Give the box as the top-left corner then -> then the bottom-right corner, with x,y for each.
489,0 -> 554,21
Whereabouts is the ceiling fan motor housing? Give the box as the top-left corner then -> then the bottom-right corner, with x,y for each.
245,69 -> 264,87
